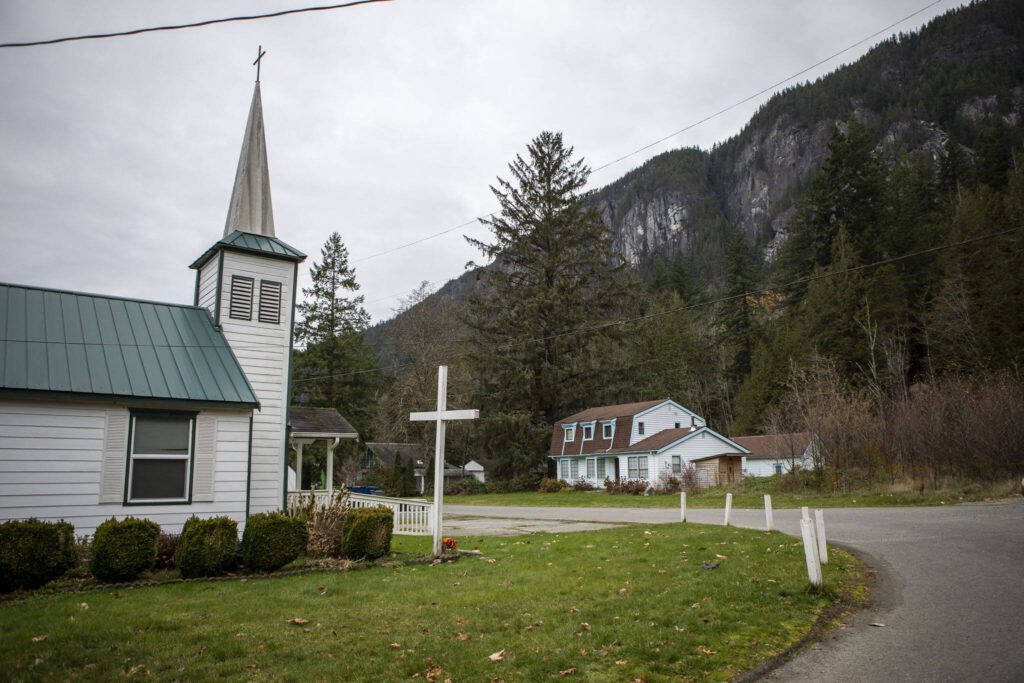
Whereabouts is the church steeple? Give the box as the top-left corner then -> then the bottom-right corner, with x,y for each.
224,82 -> 275,237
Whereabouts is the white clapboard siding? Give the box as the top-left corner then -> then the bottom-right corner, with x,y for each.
629,401 -> 706,446
218,250 -> 296,514
0,402 -> 252,535
197,258 -> 219,314
651,431 -> 744,476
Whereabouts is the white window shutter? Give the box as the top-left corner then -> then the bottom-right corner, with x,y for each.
99,409 -> 130,503
192,414 -> 217,502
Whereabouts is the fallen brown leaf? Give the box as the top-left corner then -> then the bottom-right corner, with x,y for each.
559,667 -> 577,676
579,622 -> 591,630
456,632 -> 471,641
615,659 -> 627,666
287,618 -> 309,626
390,642 -> 401,649
488,649 -> 506,662
425,664 -> 442,681
31,635 -> 47,643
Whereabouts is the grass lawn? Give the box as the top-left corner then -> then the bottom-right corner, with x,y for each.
0,523 -> 862,682
445,479 -> 1008,509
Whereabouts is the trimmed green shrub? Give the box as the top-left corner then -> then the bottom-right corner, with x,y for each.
341,506 -> 394,561
538,477 -> 568,493
445,477 -> 486,496
175,516 -> 238,578
242,512 -> 308,572
90,517 -> 159,583
0,518 -> 77,592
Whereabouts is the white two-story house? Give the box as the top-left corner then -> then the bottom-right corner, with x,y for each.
548,399 -> 749,489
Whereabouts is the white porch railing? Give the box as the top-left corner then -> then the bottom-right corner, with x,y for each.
286,490 -> 433,536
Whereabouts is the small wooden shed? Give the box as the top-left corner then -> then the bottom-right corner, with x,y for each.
691,454 -> 744,488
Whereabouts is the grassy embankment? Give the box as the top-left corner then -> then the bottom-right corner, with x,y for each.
1,523 -> 864,682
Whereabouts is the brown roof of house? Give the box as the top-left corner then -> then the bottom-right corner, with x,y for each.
605,427 -> 699,454
289,406 -> 358,436
548,400 -> 668,457
730,433 -> 811,458
559,399 -> 665,423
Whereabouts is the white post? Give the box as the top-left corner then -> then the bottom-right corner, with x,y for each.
764,494 -> 774,531
680,491 -> 687,522
724,492 -> 733,526
326,437 -> 339,493
432,366 -> 448,557
814,508 -> 828,564
801,505 -> 810,521
295,442 -> 304,492
800,517 -> 823,586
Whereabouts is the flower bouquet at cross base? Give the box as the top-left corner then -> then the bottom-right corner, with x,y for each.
442,537 -> 458,551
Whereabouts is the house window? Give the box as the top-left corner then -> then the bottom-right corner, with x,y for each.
602,422 -> 613,439
637,421 -> 645,436
774,463 -> 783,476
229,275 -> 254,320
582,424 -> 594,440
563,425 -> 576,442
597,458 -> 606,479
258,280 -> 282,324
560,459 -> 578,481
127,413 -> 194,502
674,422 -> 681,429
586,458 -> 596,480
627,456 -> 648,479
672,456 -> 681,474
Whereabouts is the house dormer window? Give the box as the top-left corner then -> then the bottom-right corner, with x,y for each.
638,421 -> 645,436
602,422 -> 614,439
674,422 -> 680,429
582,424 -> 594,440
563,424 -> 576,442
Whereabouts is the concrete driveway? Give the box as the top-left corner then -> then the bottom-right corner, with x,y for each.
446,499 -> 1024,682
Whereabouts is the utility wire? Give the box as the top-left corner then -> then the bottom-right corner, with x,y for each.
0,0 -> 393,49
292,225 -> 1020,384
347,0 -> 946,268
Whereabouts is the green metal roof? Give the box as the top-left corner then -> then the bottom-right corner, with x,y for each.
0,283 -> 259,408
190,229 -> 305,270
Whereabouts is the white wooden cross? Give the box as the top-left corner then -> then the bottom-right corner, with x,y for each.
409,365 -> 479,556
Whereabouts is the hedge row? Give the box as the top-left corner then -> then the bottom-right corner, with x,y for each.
1,505 -> 396,593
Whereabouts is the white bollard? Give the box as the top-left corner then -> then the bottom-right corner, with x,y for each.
680,491 -> 687,523
800,517 -> 823,586
801,506 -> 811,521
814,508 -> 828,564
724,493 -> 733,526
764,494 -> 774,531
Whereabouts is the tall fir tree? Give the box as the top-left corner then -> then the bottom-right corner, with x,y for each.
293,232 -> 381,435
465,131 -> 637,479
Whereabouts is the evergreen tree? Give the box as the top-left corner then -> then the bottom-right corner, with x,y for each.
293,232 -> 382,434
717,231 -> 757,387
465,131 -> 637,479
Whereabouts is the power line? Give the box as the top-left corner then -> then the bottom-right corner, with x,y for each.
292,225 -> 1020,384
0,0 -> 393,49
347,0 -> 947,268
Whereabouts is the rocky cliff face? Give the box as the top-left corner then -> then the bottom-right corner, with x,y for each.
588,0 -> 1024,281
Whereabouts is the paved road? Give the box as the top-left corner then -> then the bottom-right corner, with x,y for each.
446,500 -> 1024,682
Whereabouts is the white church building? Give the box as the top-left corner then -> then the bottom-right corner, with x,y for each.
0,82 -> 305,534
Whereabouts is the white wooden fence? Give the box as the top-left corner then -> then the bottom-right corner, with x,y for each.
286,490 -> 433,536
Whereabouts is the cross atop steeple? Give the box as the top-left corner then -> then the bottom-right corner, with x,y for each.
253,45 -> 267,83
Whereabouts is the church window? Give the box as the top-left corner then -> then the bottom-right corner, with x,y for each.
258,280 -> 282,324
229,276 -> 254,320
126,413 -> 194,503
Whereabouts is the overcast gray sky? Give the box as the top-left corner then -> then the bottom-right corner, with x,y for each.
0,0 -> 961,325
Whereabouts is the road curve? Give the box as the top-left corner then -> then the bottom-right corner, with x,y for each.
446,499 -> 1024,682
